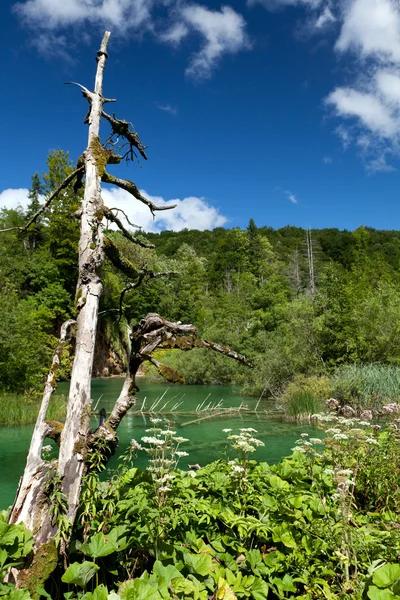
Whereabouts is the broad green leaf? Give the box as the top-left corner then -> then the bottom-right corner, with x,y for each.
251,578 -> 269,600
216,577 -> 237,600
7,591 -> 32,600
35,587 -> 52,599
81,586 -> 109,600
269,475 -> 290,490
210,538 -> 225,553
246,550 -> 263,569
184,552 -> 213,576
0,523 -> 18,547
119,579 -> 162,600
61,561 -> 99,588
373,565 -> 400,589
367,586 -> 395,600
81,533 -> 117,558
153,560 -> 182,583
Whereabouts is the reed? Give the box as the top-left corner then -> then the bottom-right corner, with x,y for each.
332,364 -> 400,411
0,394 -> 67,425
285,391 -> 323,422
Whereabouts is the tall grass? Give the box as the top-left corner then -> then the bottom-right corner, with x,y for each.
332,364 -> 400,412
0,394 -> 67,425
284,392 -> 324,422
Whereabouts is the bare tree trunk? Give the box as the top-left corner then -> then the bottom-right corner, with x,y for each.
58,31 -> 110,522
306,228 -> 315,297
7,33 -> 111,589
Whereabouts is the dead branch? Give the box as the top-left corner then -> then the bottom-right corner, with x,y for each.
0,167 -> 84,234
102,111 -> 148,160
103,207 -> 155,249
101,171 -> 176,216
64,81 -> 93,101
127,313 -> 252,388
103,236 -> 139,279
106,206 -> 141,228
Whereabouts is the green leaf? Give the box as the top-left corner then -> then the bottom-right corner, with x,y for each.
153,561 -> 182,583
7,591 -> 32,600
0,523 -> 18,547
119,579 -> 162,600
81,533 -> 117,558
61,561 -> 100,588
183,552 -> 214,576
250,578 -> 269,600
269,475 -> 290,491
373,565 -> 400,589
216,577 -> 237,600
367,586 -> 395,600
35,587 -> 52,599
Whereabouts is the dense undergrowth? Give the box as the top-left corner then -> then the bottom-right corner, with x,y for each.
2,412 -> 400,600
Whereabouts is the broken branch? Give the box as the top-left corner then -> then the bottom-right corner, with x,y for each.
102,111 -> 148,160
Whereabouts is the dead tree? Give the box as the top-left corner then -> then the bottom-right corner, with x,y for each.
2,33 -> 251,590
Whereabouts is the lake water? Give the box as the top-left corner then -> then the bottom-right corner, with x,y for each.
0,379 -> 318,509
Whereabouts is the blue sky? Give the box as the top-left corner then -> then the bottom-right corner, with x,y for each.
1,0 -> 400,232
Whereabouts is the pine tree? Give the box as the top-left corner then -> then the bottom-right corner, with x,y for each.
25,172 -> 44,250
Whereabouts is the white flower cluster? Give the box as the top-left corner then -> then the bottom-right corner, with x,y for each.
139,418 -> 190,505
291,435 -> 324,455
227,428 -> 265,454
130,439 -> 143,451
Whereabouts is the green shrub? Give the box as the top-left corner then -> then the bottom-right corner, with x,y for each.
332,364 -> 400,411
280,374 -> 331,421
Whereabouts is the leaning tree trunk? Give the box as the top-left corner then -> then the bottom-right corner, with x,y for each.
7,32 -> 111,588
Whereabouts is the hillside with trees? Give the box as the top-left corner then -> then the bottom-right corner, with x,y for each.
3,155 -> 400,405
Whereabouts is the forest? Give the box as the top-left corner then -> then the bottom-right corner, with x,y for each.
2,149 -> 400,418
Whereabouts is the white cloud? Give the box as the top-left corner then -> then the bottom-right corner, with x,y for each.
155,102 -> 178,115
0,188 -> 30,211
248,0 -> 322,11
325,0 -> 400,169
335,124 -> 352,149
160,22 -> 189,45
0,186 -> 227,231
322,155 -> 332,163
101,187 -> 228,231
164,5 -> 249,79
14,0 -> 249,79
335,0 -> 400,63
326,86 -> 398,137
14,0 -> 155,32
315,6 -> 335,28
284,190 -> 298,204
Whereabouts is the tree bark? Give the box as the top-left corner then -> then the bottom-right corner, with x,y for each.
7,33 -> 111,589
58,31 -> 110,521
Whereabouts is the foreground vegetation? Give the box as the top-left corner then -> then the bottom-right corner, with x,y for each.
1,410 -> 400,599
